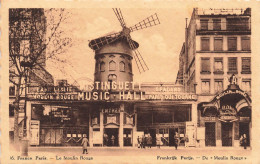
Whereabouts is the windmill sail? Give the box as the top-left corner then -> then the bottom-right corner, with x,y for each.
89,8 -> 160,73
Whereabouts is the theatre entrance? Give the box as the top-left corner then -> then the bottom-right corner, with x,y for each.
222,123 -> 233,146
104,128 -> 119,147
205,122 -> 216,146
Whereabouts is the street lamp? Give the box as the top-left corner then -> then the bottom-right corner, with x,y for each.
20,61 -> 32,156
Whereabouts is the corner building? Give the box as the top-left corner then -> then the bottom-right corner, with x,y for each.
176,8 -> 251,148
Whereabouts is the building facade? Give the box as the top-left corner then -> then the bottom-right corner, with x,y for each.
176,8 -> 251,147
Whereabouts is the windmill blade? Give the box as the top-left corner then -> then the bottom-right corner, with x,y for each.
113,8 -> 126,28
127,36 -> 149,73
129,13 -> 160,32
89,32 -> 122,50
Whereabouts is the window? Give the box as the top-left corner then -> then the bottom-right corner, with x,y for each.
227,18 -> 249,31
213,19 -> 221,30
214,80 -> 223,93
214,58 -> 223,73
119,61 -> 125,72
109,61 -> 116,71
228,57 -> 237,73
201,80 -> 210,93
214,37 -> 223,51
108,74 -> 117,82
128,63 -> 132,73
201,37 -> 210,51
228,37 -> 237,51
201,58 -> 211,74
9,86 -> 15,96
241,37 -> 251,51
242,79 -> 251,92
242,57 -> 251,73
100,62 -> 105,72
200,19 -> 208,30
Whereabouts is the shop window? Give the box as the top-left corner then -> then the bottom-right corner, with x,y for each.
174,106 -> 191,122
9,86 -> 15,96
119,61 -> 125,72
201,80 -> 210,94
242,79 -> 251,92
241,37 -> 251,51
109,61 -> 116,71
214,37 -> 223,51
228,57 -> 237,74
214,58 -> 223,73
213,19 -> 221,30
100,62 -> 105,72
200,19 -> 208,30
228,37 -> 237,51
153,112 -> 173,123
201,57 -> 211,74
241,57 -> 251,74
201,37 -> 210,51
214,79 -> 223,93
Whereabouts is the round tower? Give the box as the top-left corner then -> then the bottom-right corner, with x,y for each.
90,37 -> 139,86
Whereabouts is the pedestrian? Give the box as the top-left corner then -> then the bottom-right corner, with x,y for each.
137,136 -> 141,148
141,135 -> 146,149
156,136 -> 161,148
111,135 -> 115,146
184,134 -> 189,147
104,133 -> 108,146
147,134 -> 152,148
240,134 -> 247,149
174,131 -> 179,150
81,134 -> 89,154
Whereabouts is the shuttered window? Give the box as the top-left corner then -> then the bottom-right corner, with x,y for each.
201,58 -> 211,74
241,37 -> 250,51
214,37 -> 223,51
228,57 -> 237,73
201,37 -> 210,51
242,57 -> 251,73
228,37 -> 237,51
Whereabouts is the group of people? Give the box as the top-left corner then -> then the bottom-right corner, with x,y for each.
137,132 -> 188,150
137,134 -> 153,149
103,134 -> 115,146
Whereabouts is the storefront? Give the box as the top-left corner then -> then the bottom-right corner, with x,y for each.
25,83 -> 198,147
198,76 -> 251,147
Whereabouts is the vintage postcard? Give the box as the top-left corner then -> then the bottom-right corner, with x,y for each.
1,0 -> 260,163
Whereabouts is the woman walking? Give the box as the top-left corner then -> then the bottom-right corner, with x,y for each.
82,134 -> 89,154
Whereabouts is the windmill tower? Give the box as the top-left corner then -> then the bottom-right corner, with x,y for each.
89,8 -> 160,86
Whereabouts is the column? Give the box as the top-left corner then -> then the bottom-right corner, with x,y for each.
89,113 -> 93,147
26,101 -> 31,140
132,105 -> 137,147
119,104 -> 124,147
100,111 -> 104,146
233,121 -> 240,147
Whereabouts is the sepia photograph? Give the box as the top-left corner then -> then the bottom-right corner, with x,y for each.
1,1 -> 260,163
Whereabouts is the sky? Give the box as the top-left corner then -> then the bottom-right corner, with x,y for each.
46,8 -> 192,86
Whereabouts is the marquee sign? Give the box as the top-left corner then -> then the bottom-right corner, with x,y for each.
218,105 -> 238,122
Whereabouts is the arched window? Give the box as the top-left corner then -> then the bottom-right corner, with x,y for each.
119,61 -> 125,72
100,62 -> 105,72
128,63 -> 132,72
109,61 -> 116,71
95,62 -> 99,72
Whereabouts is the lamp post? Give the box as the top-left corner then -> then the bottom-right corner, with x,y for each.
20,61 -> 32,156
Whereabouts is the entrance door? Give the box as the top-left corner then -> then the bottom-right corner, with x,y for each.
104,128 -> 119,147
222,123 -> 233,146
148,129 -> 156,146
123,129 -> 132,146
239,122 -> 250,146
169,128 -> 176,146
205,122 -> 216,146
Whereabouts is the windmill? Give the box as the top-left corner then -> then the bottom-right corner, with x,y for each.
89,8 -> 160,73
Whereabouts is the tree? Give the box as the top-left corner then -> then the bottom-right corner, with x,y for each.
9,8 -> 72,146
